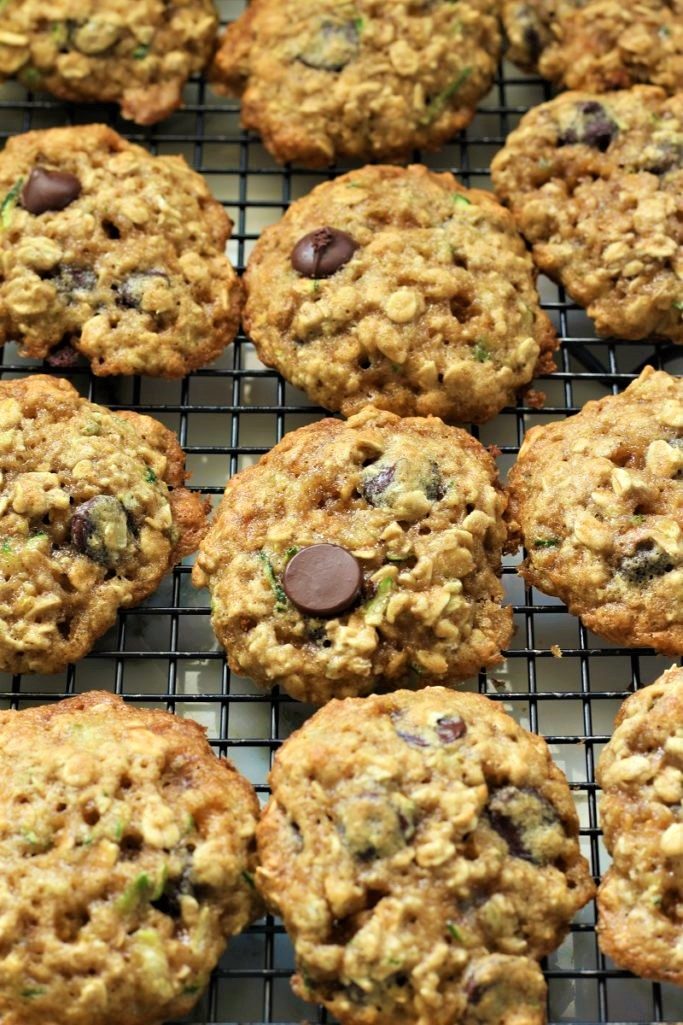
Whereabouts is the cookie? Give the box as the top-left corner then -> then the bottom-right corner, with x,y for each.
0,690 -> 260,1025
503,0 -> 683,94
596,664 -> 683,985
0,124 -> 242,377
507,367 -> 683,654
244,165 -> 556,424
210,0 -> 501,167
192,406 -> 513,704
0,0 -> 217,125
491,87 -> 683,343
256,686 -> 595,1025
0,374 -> 209,675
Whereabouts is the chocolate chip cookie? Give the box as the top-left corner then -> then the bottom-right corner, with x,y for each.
244,164 -> 556,424
192,406 -> 512,704
0,690 -> 260,1025
0,0 -> 218,125
492,86 -> 683,343
507,367 -> 683,654
210,0 -> 501,167
0,124 -> 242,376
256,686 -> 595,1025
597,664 -> 683,985
0,374 -> 208,675
503,0 -> 683,94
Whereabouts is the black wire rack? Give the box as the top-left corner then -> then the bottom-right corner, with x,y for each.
0,2 -> 682,1023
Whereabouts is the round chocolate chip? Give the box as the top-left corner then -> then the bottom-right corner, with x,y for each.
291,227 -> 358,278
283,543 -> 362,616
21,166 -> 82,215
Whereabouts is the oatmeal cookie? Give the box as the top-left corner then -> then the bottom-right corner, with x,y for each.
507,367 -> 683,654
256,686 -> 595,1025
0,124 -> 241,376
192,406 -> 512,704
491,87 -> 683,343
503,0 -> 683,94
0,690 -> 260,1025
0,0 -> 217,125
244,165 -> 556,424
0,374 -> 209,675
210,0 -> 501,167
597,664 -> 683,985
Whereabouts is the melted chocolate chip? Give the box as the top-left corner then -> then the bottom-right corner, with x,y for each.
48,264 -> 97,302
283,543 -> 362,616
71,495 -> 129,566
291,227 -> 358,278
436,716 -> 466,743
117,270 -> 169,310
423,461 -> 445,502
298,20 -> 360,71
522,23 -> 542,63
620,540 -> 674,584
45,342 -> 80,368
361,463 -> 396,505
487,786 -> 561,865
395,730 -> 430,748
21,167 -> 81,214
558,102 -> 618,152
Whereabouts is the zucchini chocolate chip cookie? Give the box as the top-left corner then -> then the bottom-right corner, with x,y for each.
503,0 -> 683,94
0,375 -> 209,675
210,0 -> 501,167
0,124 -> 241,376
0,691 -> 260,1025
256,687 -> 595,1025
192,407 -> 513,704
597,664 -> 683,986
0,0 -> 217,125
244,165 -> 556,424
508,367 -> 683,654
492,87 -> 683,343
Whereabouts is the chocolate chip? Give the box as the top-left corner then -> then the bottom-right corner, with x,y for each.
436,716 -> 466,743
298,20 -> 360,71
395,730 -> 430,748
423,461 -> 445,502
643,142 -> 683,175
21,167 -> 81,215
487,786 -> 561,864
619,540 -> 673,584
45,342 -> 80,368
49,265 -> 97,301
291,227 -> 358,278
361,463 -> 396,505
558,102 -> 617,152
71,496 -> 129,566
283,543 -> 362,616
522,23 -> 542,63
117,270 -> 169,310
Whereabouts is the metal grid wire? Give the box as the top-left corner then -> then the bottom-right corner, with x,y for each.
0,2 -> 682,1022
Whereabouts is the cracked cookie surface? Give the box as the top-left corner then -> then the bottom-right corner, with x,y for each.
597,664 -> 683,985
0,690 -> 260,1025
244,165 -> 556,424
0,374 -> 208,674
0,125 -> 241,376
210,0 -> 501,167
192,407 -> 512,704
492,87 -> 683,343
507,367 -> 683,654
503,0 -> 683,94
256,687 -> 595,1025
0,0 -> 217,125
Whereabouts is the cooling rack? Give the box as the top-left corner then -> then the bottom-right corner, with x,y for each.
0,2 -> 681,1023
